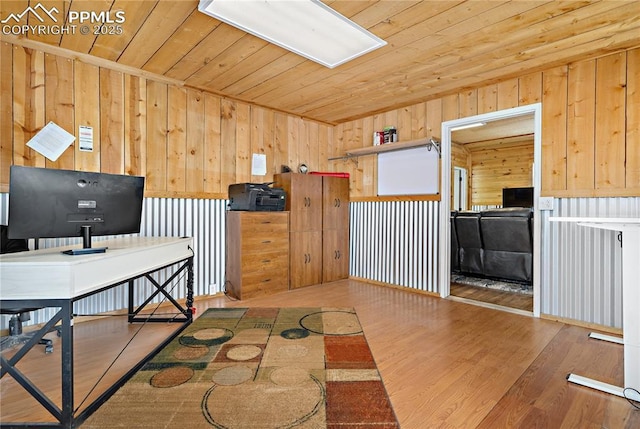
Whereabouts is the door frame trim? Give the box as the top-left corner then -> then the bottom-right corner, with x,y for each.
439,103 -> 542,317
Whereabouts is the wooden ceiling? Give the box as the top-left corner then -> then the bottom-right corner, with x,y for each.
2,0 -> 639,125
453,115 -> 534,145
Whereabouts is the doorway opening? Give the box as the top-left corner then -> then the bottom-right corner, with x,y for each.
439,104 -> 542,317
453,167 -> 468,212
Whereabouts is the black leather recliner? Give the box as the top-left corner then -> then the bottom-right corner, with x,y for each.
450,211 -> 460,272
454,211 -> 484,276
479,208 -> 533,283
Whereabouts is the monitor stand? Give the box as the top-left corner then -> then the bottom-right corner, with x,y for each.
61,225 -> 108,256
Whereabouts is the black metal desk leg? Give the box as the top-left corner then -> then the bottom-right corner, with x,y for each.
60,299 -> 74,428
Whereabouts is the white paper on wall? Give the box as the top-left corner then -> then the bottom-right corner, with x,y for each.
26,121 -> 76,161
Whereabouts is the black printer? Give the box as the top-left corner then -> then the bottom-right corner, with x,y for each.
228,183 -> 286,211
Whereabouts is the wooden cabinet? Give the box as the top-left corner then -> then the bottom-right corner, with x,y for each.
225,211 -> 289,300
290,230 -> 322,288
274,173 -> 349,288
322,177 -> 350,282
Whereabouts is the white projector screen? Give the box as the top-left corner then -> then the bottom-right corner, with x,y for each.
377,146 -> 439,196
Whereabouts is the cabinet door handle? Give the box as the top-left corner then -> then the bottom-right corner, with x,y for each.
262,278 -> 271,283
262,259 -> 271,263
337,250 -> 340,259
262,240 -> 271,243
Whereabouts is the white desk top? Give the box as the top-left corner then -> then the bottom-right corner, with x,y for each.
549,217 -> 640,231
0,236 -> 193,300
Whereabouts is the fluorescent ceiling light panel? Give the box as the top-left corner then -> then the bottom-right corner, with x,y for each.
198,0 -> 387,68
450,122 -> 487,132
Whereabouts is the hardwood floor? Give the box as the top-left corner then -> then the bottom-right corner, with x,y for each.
450,282 -> 533,312
2,279 -> 638,428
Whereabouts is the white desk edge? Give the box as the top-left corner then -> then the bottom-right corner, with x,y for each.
0,236 -> 193,300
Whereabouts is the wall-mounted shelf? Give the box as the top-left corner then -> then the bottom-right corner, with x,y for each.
329,138 -> 439,162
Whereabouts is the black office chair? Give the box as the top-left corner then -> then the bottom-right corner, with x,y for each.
0,225 -> 55,353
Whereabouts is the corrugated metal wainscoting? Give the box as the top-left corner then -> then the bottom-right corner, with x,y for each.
540,197 -> 640,329
3,193 -> 637,330
350,200 -> 440,293
0,196 -> 228,329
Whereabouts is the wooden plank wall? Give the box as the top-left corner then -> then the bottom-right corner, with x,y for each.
0,42 -> 333,197
450,139 -> 534,208
468,140 -> 534,206
1,43 -> 638,200
333,48 -> 640,199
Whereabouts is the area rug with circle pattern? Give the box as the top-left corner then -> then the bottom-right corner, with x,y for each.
83,307 -> 399,428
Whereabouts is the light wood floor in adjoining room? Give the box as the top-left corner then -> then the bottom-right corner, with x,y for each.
450,282 -> 534,312
1,280 -> 638,428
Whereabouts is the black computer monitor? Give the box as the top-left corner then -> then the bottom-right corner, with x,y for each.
7,166 -> 145,255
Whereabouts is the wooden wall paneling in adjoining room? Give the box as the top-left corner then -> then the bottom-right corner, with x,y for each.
595,52 -> 626,191
45,54 -> 75,171
74,61 -> 101,172
541,66 -> 568,193
100,68 -> 125,174
628,49 -> 640,188
167,86 -> 187,192
124,74 -> 147,178
451,142 -> 471,208
0,43 -> 13,187
469,142 -> 535,206
567,59 -> 596,191
145,80 -> 168,192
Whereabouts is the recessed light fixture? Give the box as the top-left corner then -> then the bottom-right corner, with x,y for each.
450,122 -> 487,132
198,0 -> 387,69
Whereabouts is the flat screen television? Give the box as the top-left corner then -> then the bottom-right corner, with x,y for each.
8,166 -> 145,255
502,187 -> 534,208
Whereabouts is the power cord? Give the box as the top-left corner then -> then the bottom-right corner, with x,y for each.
74,268 -> 188,413
624,387 -> 640,410
223,280 -> 239,301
